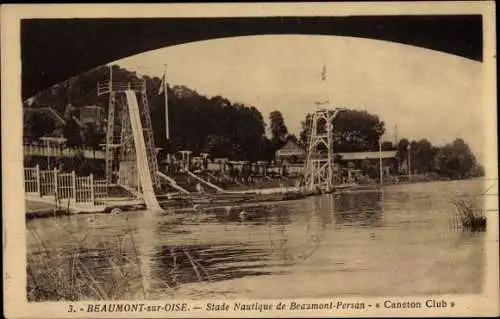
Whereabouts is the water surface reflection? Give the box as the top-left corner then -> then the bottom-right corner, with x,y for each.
27,179 -> 486,300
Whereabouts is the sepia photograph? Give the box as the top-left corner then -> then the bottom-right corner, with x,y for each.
2,2 -> 498,318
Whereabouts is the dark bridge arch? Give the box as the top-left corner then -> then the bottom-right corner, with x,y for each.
21,15 -> 482,99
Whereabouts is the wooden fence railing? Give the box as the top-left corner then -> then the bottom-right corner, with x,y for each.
24,165 -> 107,207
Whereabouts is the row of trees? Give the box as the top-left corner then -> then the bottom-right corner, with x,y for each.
25,65 -> 277,160
270,109 -> 483,179
393,138 -> 484,178
24,64 -> 484,179
299,109 -> 386,152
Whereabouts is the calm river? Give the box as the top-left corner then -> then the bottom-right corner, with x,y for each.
26,179 -> 486,301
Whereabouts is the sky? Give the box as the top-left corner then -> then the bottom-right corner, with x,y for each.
114,35 -> 485,163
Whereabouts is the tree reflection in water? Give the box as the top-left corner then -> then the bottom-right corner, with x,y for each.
27,192 -> 382,300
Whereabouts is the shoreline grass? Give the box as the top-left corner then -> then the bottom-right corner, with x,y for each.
452,198 -> 487,232
26,218 -> 214,301
450,184 -> 491,232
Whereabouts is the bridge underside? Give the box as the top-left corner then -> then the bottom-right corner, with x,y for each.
22,15 -> 482,99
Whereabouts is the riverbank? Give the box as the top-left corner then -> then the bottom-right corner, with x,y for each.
24,177 -> 483,221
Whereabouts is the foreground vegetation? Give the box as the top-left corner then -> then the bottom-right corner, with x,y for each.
27,218 -> 211,301
451,186 -> 490,232
452,198 -> 486,231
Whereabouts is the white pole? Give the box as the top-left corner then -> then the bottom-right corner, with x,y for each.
164,65 -> 169,140
408,144 -> 412,183
53,168 -> 58,205
109,64 -> 113,90
379,138 -> 383,185
90,173 -> 95,205
71,170 -> 76,200
35,164 -> 41,197
46,140 -> 51,169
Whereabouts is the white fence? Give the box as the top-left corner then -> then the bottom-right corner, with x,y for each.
25,166 -> 107,207
40,169 -> 57,197
24,165 -> 41,195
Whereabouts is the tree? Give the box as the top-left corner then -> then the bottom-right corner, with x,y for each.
25,112 -> 56,141
396,138 -> 410,161
412,139 -> 437,173
333,110 -> 385,152
299,109 -> 385,152
63,119 -> 83,146
469,162 -> 485,177
434,138 -> 477,179
203,134 -> 231,158
269,110 -> 288,146
83,122 -> 106,158
27,64 -> 275,161
299,113 -> 312,145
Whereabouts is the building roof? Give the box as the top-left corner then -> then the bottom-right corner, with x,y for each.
338,151 -> 397,160
276,140 -> 397,160
275,140 -> 306,157
24,106 -> 86,128
24,107 -> 67,126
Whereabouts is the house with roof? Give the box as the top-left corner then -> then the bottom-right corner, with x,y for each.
78,105 -> 104,126
275,140 -> 307,164
275,139 -> 401,177
24,106 -> 86,143
23,107 -> 67,141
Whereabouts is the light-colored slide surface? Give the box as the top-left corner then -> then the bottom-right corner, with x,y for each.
186,171 -> 225,192
156,171 -> 190,194
125,90 -> 163,211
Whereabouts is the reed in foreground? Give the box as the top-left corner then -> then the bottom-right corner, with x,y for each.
451,196 -> 486,232
27,218 -> 212,301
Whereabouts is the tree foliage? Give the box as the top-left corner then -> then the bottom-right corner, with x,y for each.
410,139 -> 438,173
25,112 -> 56,140
434,138 -> 478,178
269,110 -> 289,149
24,64 -> 484,180
26,65 -> 274,161
396,138 -> 410,162
299,109 -> 385,152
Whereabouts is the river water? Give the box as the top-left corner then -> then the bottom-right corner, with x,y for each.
26,179 -> 486,301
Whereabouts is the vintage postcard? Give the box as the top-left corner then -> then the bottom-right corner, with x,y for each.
2,2 -> 498,318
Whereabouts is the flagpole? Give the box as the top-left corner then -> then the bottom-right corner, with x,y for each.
408,144 -> 412,183
164,64 -> 169,140
379,137 -> 383,185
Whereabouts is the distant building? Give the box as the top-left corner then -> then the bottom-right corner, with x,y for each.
24,107 -> 66,126
79,105 -> 104,126
23,107 -> 67,142
337,151 -> 397,162
24,106 -> 88,143
275,140 -> 306,164
275,140 -> 401,176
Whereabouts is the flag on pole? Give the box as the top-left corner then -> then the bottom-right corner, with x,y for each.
159,67 -> 170,140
